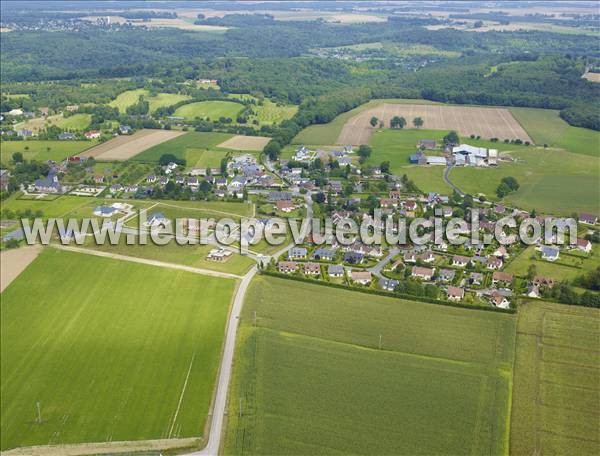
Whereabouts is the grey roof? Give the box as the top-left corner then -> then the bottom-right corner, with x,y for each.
328,264 -> 344,274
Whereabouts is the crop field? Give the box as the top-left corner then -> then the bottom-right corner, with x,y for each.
338,103 -> 532,145
510,300 -> 600,456
109,89 -> 191,113
80,129 -> 184,161
173,101 -> 243,121
0,248 -> 235,450
0,140 -> 95,163
510,107 -> 599,156
216,135 -> 271,151
16,113 -> 92,133
223,276 -> 516,455
0,245 -> 41,292
448,148 -> 599,214
1,193 -> 94,219
505,246 -> 600,282
133,131 -> 233,163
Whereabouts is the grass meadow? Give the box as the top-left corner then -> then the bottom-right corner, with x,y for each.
510,300 -> 600,456
223,276 -> 516,455
173,101 -> 243,121
109,89 -> 191,113
0,248 -> 235,450
0,140 -> 95,163
132,131 -> 233,163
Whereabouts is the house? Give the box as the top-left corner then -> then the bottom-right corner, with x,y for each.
268,191 -> 292,202
492,246 -> 509,258
288,247 -> 307,259
175,175 -> 185,185
66,104 -> 79,112
109,184 -> 123,193
58,132 -> 77,140
447,286 -> 465,301
17,129 -> 33,138
84,130 -> 101,139
93,205 -> 118,217
452,255 -> 470,268
276,200 -> 295,213
492,271 -> 513,285
351,271 -> 372,285
490,292 -> 510,309
426,156 -> 447,166
526,285 -> 541,298
486,256 -> 503,270
207,248 -> 232,262
418,139 -> 436,149
438,269 -> 456,282
417,251 -> 436,264
404,200 -> 417,211
93,175 -> 104,184
379,278 -> 399,291
403,251 -> 417,263
278,261 -> 299,273
146,175 -> 157,184
118,125 -> 131,135
344,251 -> 364,264
411,266 -> 435,281
303,262 -> 321,275
469,272 -> 484,286
145,212 -> 169,228
533,276 -> 555,289
328,264 -> 344,277
187,177 -> 199,187
329,180 -> 343,193
579,213 -> 598,225
34,171 -> 63,193
575,238 -> 592,253
541,246 -> 560,262
313,248 -> 336,261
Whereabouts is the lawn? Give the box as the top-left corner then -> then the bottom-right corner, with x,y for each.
223,276 -> 516,455
510,300 -> 600,456
0,248 -> 235,450
505,246 -> 600,282
173,101 -> 243,121
0,140 -> 95,163
132,131 -> 233,163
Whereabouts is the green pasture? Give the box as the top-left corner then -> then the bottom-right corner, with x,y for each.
132,132 -> 233,163
0,140 -> 95,163
173,101 -> 243,121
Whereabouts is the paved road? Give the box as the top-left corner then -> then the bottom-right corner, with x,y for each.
188,266 -> 258,456
368,247 -> 400,279
443,165 -> 464,196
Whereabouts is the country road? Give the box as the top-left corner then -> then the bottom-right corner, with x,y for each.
443,165 -> 464,196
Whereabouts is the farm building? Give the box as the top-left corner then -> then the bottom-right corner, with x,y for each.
452,144 -> 498,167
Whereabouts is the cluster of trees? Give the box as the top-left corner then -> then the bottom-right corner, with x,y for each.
541,281 -> 600,308
574,266 -> 600,292
496,176 -> 520,198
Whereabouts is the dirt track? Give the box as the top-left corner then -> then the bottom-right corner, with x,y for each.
0,245 -> 41,292
217,135 -> 271,151
80,129 -> 184,161
336,103 -> 532,145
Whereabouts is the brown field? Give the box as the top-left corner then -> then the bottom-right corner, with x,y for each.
217,135 -> 271,151
80,129 -> 184,161
82,16 -> 227,32
0,245 -> 41,292
583,72 -> 600,83
337,103 -> 532,145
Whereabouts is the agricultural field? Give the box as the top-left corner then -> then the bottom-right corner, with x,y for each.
15,113 -> 92,133
108,89 -> 191,114
510,300 -> 600,456
510,107 -> 600,156
505,246 -> 600,282
216,135 -> 271,151
133,131 -> 234,164
246,99 -> 298,125
0,248 -> 235,450
0,245 -> 41,292
0,140 -> 95,163
173,101 -> 243,121
223,276 -> 516,455
337,103 -> 531,145
1,193 -> 94,219
80,129 -> 184,161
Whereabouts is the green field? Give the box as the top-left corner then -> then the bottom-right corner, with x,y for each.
0,140 -> 95,163
0,193 -> 95,219
247,99 -> 298,125
510,300 -> 600,455
505,246 -> 600,282
109,89 -> 190,114
133,131 -> 233,163
510,107 -> 600,156
0,248 -> 235,450
174,101 -> 243,121
223,276 -> 516,455
52,113 -> 92,131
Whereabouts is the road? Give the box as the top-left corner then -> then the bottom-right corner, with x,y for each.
368,247 -> 400,279
443,165 -> 464,196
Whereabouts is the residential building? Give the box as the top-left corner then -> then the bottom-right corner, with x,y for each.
447,286 -> 465,301
351,271 -> 372,285
411,266 -> 435,281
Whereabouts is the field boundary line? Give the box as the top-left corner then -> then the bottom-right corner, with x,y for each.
50,245 -> 243,279
0,437 -> 201,456
169,354 -> 196,438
